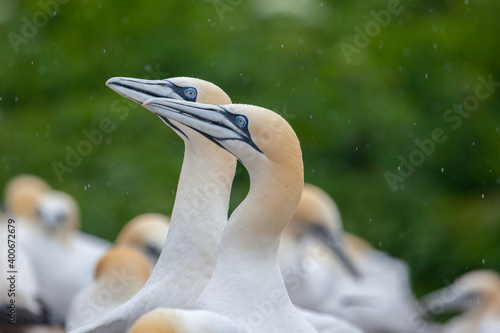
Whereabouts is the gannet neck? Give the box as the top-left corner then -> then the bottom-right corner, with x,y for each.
148,137 -> 236,306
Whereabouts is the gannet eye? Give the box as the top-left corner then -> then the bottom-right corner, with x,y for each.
184,87 -> 197,100
235,115 -> 247,128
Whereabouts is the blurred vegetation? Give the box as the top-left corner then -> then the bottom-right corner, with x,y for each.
0,0 -> 499,296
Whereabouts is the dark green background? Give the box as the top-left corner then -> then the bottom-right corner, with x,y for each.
1,0 -> 499,296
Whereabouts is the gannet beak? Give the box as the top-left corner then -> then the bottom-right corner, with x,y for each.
311,227 -> 362,279
421,287 -> 479,314
106,77 -> 178,104
142,98 -> 262,153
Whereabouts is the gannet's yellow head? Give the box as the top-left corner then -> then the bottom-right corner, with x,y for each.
4,174 -> 50,221
95,246 -> 151,284
106,76 -> 231,106
116,213 -> 170,263
35,190 -> 80,241
106,76 -> 235,166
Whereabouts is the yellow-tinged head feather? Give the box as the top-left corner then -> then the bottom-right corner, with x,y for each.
95,246 -> 151,283
454,270 -> 500,301
4,174 -> 50,220
116,213 -> 170,252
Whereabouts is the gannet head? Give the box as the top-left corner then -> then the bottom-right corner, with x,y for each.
128,309 -> 177,333
423,270 -> 500,314
142,99 -> 304,229
95,246 -> 151,284
4,174 -> 50,221
106,76 -> 231,106
284,183 -> 362,278
106,76 -> 235,162
36,190 -> 80,240
116,213 -> 170,264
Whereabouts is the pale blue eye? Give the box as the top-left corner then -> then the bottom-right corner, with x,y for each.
184,87 -> 197,100
235,116 -> 247,128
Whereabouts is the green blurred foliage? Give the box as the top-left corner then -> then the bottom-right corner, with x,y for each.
0,0 -> 499,295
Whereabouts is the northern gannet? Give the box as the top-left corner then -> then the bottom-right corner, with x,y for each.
422,270 -> 500,333
142,98 -> 317,332
69,77 -> 236,332
24,190 -> 110,323
66,246 -> 152,331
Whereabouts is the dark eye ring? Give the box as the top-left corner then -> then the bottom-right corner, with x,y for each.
184,87 -> 197,100
235,115 -> 247,128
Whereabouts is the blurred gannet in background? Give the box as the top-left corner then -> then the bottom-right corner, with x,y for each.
66,246 -> 152,331
316,232 -> 426,333
422,270 -> 500,333
24,190 -> 110,323
141,98 -> 324,332
279,183 -> 361,310
69,77 -> 236,333
1,175 -> 54,328
116,213 -> 170,265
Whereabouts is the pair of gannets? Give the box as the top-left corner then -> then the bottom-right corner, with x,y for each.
66,213 -> 170,331
70,77 -> 361,332
422,270 -> 500,333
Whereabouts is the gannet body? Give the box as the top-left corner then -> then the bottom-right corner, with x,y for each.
66,246 -> 151,331
142,98 -> 316,332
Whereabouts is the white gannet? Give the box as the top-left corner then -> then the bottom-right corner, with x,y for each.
279,183 -> 361,310
24,190 -> 110,323
422,269 -> 500,333
66,246 -> 152,331
115,213 -> 170,265
142,98 -> 316,332
69,77 -> 236,332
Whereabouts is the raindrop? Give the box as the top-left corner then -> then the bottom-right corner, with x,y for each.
465,0 -> 468,4
103,49 -> 106,53
84,185 -> 87,190
309,115 -> 313,119
281,44 -> 283,48
398,66 -> 403,72
441,167 -> 444,173
355,147 -> 358,151
425,73 -> 428,78
433,44 -> 437,50
312,169 -> 315,173
378,242 -> 382,247
482,259 -> 485,264
472,142 -> 475,146
15,96 -> 18,102
320,2 -> 324,7
481,194 -> 484,199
